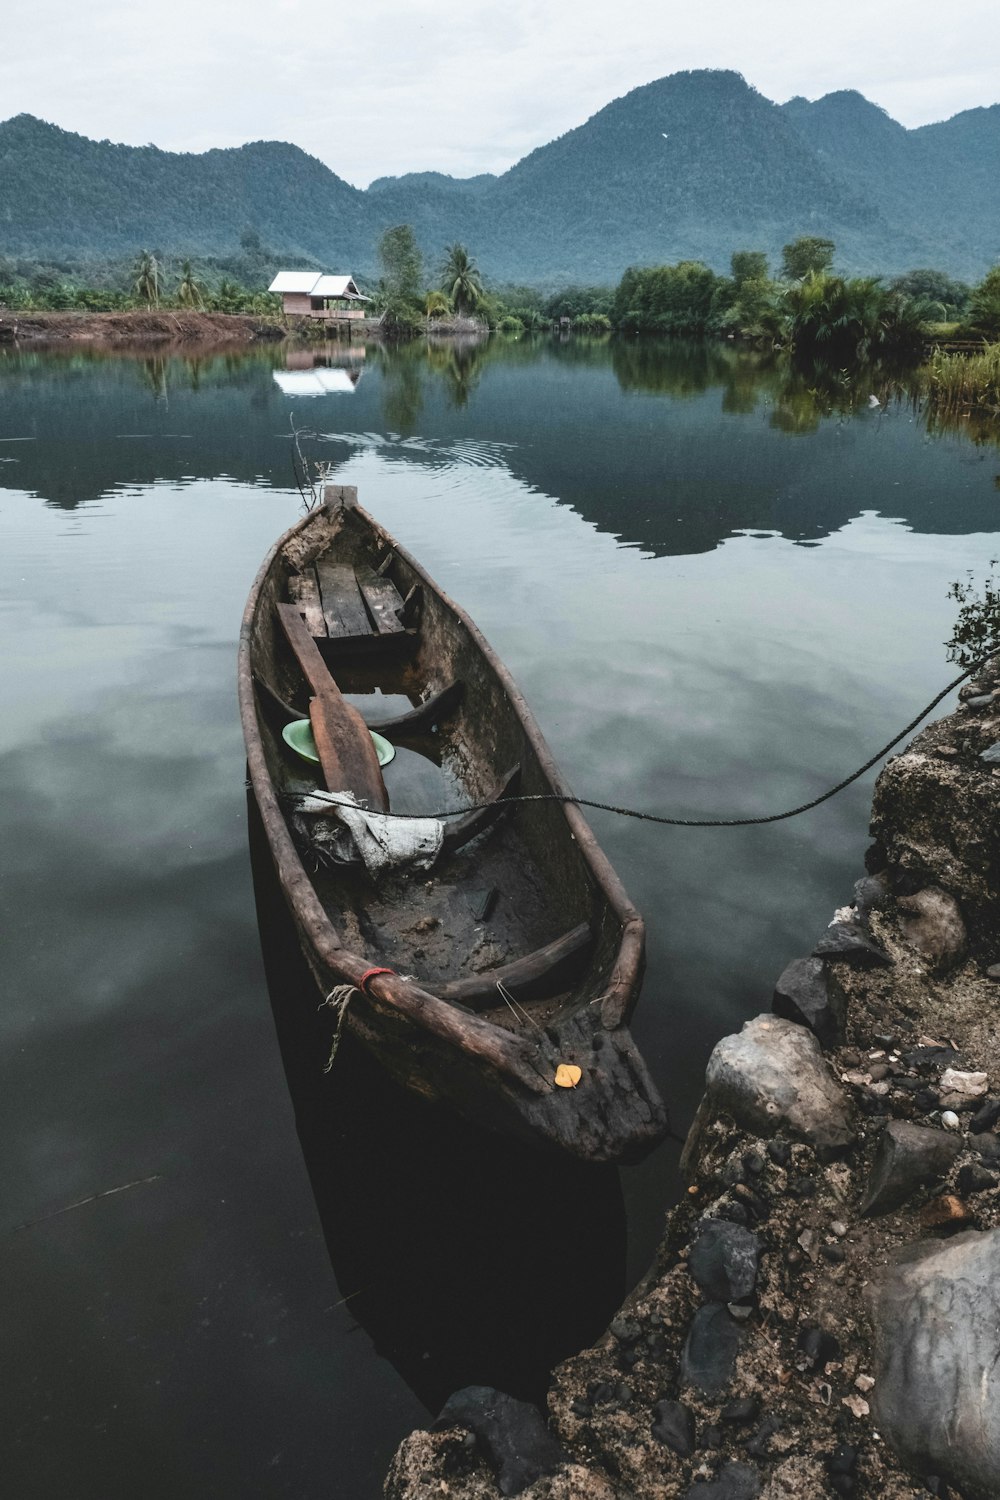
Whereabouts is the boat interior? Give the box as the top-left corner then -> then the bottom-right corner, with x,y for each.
249,503 -> 623,1030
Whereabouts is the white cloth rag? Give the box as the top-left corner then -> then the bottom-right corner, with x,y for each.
298,791 -> 444,877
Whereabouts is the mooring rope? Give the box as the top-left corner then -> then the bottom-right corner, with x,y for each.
287,650 -> 997,831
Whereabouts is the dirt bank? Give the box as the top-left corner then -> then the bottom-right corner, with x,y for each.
0,309 -> 285,346
386,658 -> 1000,1500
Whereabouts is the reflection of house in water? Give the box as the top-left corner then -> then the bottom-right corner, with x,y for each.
272,368 -> 362,395
268,271 -> 370,322
273,349 -> 365,396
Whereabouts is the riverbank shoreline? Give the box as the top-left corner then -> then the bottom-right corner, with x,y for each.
386,659 -> 1000,1500
0,309 -> 287,345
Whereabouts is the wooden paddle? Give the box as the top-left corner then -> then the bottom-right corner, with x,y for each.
276,603 -> 389,811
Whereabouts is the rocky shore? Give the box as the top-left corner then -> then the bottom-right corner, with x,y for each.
385,656 -> 1000,1500
0,309 -> 285,345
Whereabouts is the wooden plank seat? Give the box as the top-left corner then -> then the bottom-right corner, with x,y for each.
286,557 -> 418,661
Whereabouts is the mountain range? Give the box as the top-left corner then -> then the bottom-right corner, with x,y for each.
1,70 -> 997,286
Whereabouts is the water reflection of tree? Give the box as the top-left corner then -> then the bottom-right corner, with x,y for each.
612,338 -> 738,397
375,343 -> 425,433
608,339 -> 934,438
424,335 -> 487,409
139,356 -> 169,401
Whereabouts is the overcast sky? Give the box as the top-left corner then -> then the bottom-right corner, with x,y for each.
4,0 -> 999,186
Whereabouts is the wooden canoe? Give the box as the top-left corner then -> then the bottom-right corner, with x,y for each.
238,485 -> 668,1164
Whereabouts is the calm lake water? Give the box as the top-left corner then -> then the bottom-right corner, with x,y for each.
3,335 -> 998,1498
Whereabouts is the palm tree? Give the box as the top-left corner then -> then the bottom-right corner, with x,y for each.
439,244 -> 483,316
424,289 -> 450,320
176,260 -> 204,309
132,250 -> 161,308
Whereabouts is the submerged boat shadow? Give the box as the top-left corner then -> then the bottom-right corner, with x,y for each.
249,793 -> 629,1413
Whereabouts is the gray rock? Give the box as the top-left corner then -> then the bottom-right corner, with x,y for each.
979,741 -> 1000,765
812,922 -> 892,966
976,1134 -> 1000,1168
897,887 -> 967,974
854,872 -> 890,921
701,1015 -> 855,1150
958,1163 -> 999,1195
432,1386 -> 566,1496
651,1398 -> 696,1455
859,1121 -> 962,1217
681,1461 -> 761,1499
867,1229 -> 1000,1498
772,956 -> 846,1047
688,1220 -> 761,1303
970,1098 -> 1000,1134
680,1303 -> 742,1396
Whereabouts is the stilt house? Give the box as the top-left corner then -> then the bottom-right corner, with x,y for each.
268,272 -> 370,321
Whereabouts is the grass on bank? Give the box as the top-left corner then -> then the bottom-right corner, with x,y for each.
924,343 -> 1000,413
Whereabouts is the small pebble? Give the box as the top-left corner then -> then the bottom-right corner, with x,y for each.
986,964 -> 1000,982
855,1374 -> 875,1392
828,1443 -> 858,1475
941,1110 -> 961,1130
918,1194 -> 971,1229
831,1220 -> 848,1238
767,1140 -> 791,1167
958,1163 -> 999,1194
821,1243 -> 846,1263
971,1098 -> 1000,1128
721,1396 -> 760,1424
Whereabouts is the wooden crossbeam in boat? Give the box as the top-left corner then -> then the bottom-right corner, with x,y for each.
368,680 -> 464,734
355,563 -> 407,635
441,764 -> 521,853
276,603 -> 388,810
315,560 -> 373,640
438,923 -> 594,1010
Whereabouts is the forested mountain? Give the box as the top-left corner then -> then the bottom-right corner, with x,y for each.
1,70 -> 997,286
780,90 -> 1000,272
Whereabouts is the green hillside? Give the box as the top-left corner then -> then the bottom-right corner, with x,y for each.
1,70 -> 997,286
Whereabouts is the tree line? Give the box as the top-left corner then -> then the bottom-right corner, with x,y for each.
4,227 -> 1000,363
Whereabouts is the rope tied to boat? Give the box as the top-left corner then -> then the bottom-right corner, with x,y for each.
320,969 -> 397,1072
287,650 -> 998,832
320,985 -> 355,1072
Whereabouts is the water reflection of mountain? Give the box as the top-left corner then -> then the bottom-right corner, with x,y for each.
248,796 -> 627,1413
2,340 -> 998,555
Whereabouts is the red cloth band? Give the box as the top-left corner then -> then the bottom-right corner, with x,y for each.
358,966 -> 396,994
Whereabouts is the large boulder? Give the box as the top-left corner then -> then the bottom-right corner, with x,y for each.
870,734 -> 1000,939
897,886 -> 967,973
431,1387 -> 567,1496
867,1228 -> 1000,1498
696,1015 -> 855,1151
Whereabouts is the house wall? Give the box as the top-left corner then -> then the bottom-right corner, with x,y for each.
281,293 -> 314,315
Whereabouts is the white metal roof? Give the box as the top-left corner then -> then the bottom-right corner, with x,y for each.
272,370 -> 360,395
269,272 -> 323,294
268,271 -> 368,299
312,275 -> 368,300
